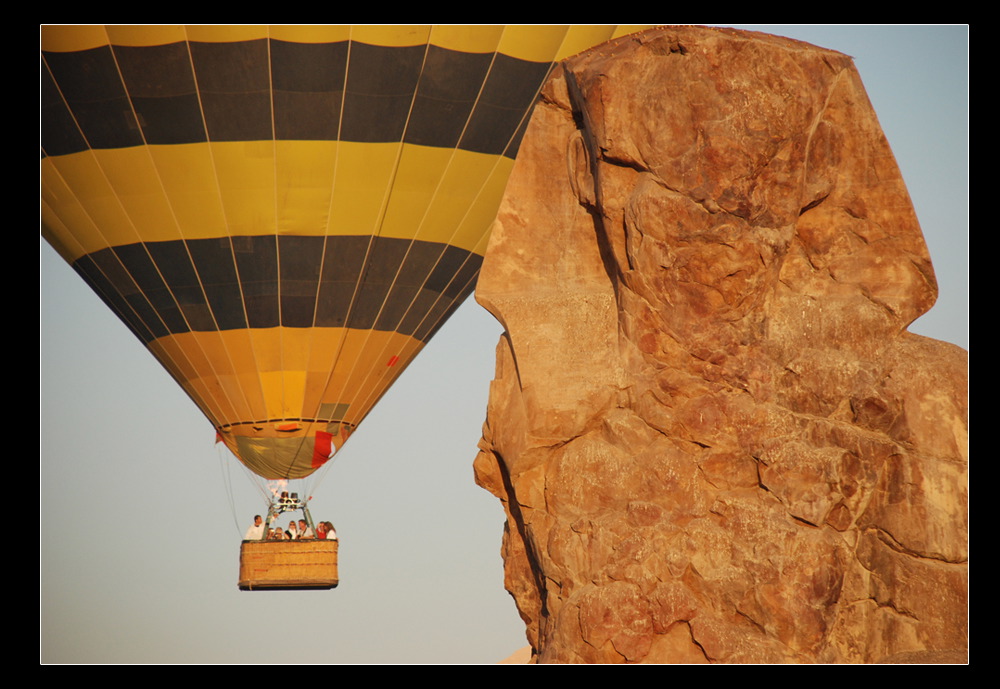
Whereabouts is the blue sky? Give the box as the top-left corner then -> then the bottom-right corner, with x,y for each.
40,25 -> 967,664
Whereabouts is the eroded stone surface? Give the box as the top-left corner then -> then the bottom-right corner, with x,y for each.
474,26 -> 967,664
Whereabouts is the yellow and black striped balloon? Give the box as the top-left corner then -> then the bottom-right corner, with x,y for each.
41,25 -> 644,479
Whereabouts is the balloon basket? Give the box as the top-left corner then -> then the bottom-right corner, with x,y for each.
239,539 -> 339,591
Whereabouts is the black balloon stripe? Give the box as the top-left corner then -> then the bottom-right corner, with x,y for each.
41,39 -> 552,158
72,235 -> 483,344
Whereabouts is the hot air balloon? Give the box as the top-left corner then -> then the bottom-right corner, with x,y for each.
41,25 -> 644,485
41,25 -> 649,589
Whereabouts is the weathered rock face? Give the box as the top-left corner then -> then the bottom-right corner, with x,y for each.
474,27 -> 968,664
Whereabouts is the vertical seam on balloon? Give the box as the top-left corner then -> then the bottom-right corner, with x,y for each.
180,27 -> 263,449
263,28 -> 300,479
299,31 -> 359,485
297,29 -> 365,476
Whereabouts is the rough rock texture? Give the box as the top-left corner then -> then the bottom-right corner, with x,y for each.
473,27 -> 968,664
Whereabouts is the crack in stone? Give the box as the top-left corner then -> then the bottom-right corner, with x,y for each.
681,620 -> 712,662
872,526 -> 968,565
872,596 -> 920,621
799,193 -> 830,215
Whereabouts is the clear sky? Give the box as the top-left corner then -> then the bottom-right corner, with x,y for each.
40,25 -> 968,664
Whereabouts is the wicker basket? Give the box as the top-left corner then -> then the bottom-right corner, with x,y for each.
239,539 -> 339,590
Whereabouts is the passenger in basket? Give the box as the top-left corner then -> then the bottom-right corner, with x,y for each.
243,515 -> 265,541
324,521 -> 338,541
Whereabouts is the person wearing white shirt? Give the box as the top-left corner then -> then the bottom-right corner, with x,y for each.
243,515 -> 265,541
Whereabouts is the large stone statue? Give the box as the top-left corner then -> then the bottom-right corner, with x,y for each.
474,26 -> 967,663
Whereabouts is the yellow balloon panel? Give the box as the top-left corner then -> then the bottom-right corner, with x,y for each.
105,25 -> 189,47
380,145 -> 508,252
150,327 -> 422,426
94,147 -> 182,244
558,25 -> 628,60
146,144 -> 229,241
496,25 -> 573,62
442,157 -> 516,254
327,143 -> 401,237
348,25 -> 432,47
275,141 -> 339,236
42,158 -> 100,262
150,333 -> 245,423
212,142 -> 280,237
184,25 -> 270,43
316,329 -> 423,423
42,152 -> 142,256
428,25 -> 506,54
269,25 -> 352,44
41,25 -> 111,52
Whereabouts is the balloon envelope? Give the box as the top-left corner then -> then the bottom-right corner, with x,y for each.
41,25 -> 644,479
